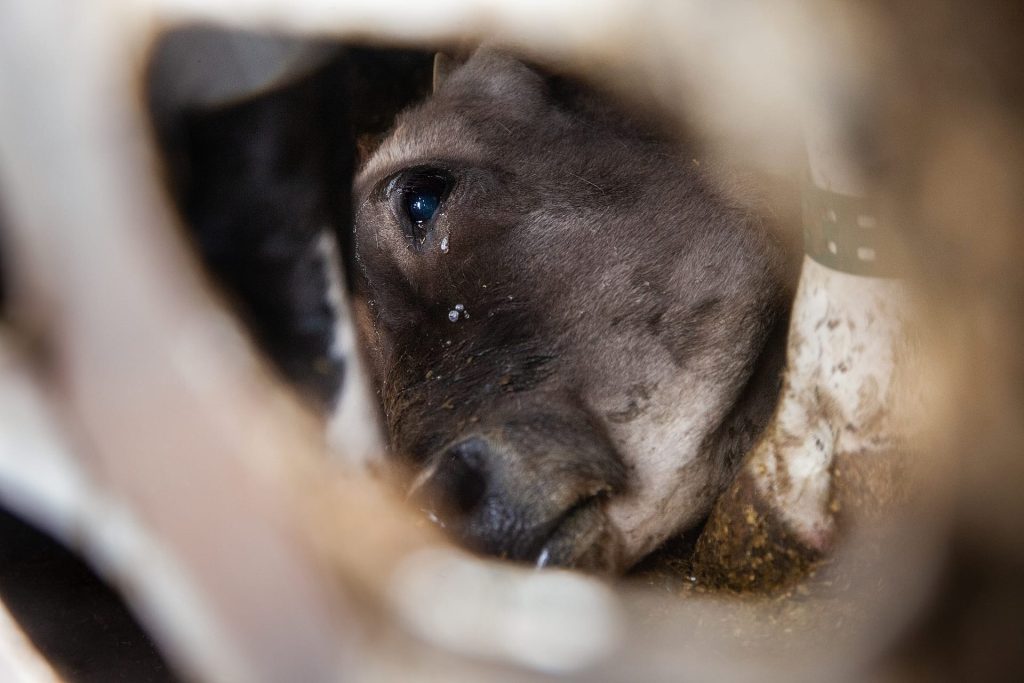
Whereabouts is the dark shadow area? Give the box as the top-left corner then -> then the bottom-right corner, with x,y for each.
0,191 -> 8,317
0,506 -> 178,682
882,537 -> 1024,682
147,29 -> 432,412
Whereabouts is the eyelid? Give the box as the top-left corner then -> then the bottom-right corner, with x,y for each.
388,169 -> 455,215
375,161 -> 457,200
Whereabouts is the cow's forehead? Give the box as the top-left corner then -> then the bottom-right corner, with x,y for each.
357,103 -> 484,190
357,49 -> 547,193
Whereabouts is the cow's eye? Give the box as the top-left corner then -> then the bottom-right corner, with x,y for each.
406,187 -> 441,225
396,167 -> 452,238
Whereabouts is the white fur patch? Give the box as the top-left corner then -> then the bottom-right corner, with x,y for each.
316,232 -> 384,467
602,375 -> 735,565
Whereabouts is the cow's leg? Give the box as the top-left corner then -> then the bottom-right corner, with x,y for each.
692,125 -> 916,590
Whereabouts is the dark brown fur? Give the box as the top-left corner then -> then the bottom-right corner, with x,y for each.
353,49 -> 795,571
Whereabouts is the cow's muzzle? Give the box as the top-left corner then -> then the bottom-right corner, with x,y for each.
408,434 -> 623,572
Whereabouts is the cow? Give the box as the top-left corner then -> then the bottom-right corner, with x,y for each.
351,48 -> 797,572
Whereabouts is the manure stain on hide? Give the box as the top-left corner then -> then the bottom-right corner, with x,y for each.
657,297 -> 722,369
605,383 -> 655,424
646,308 -> 666,334
606,401 -> 643,424
852,376 -> 891,439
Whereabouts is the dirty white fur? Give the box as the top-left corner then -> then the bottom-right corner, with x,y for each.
602,381 -> 730,563
747,257 -> 909,547
316,232 -> 383,467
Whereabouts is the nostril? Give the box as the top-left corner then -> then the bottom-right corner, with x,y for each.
416,438 -> 489,518
439,440 -> 488,514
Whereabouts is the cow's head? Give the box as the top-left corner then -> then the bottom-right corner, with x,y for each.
353,49 -> 794,572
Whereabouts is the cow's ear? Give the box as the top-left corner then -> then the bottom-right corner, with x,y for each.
432,52 -> 462,93
434,49 -> 549,121
465,50 -> 549,116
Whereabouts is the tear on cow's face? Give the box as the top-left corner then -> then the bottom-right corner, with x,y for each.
353,49 -> 793,572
